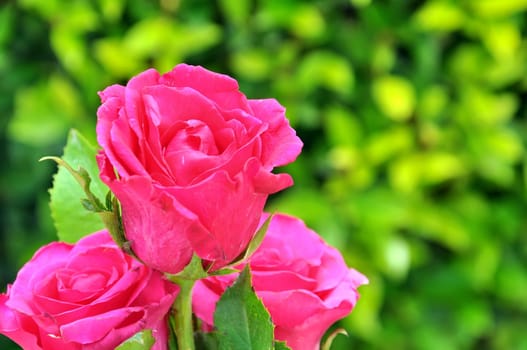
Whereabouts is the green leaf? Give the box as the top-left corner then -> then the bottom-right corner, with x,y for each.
46,129 -> 107,242
8,75 -> 84,146
214,265 -> 274,350
372,75 -> 416,121
116,329 -> 155,350
218,0 -> 250,26
195,331 -> 220,350
296,51 -> 355,97
414,1 -> 465,32
274,341 -> 292,350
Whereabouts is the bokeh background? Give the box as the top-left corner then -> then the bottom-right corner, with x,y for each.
1,0 -> 527,349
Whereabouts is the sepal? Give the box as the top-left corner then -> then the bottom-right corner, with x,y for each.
165,253 -> 208,283
322,328 -> 348,350
221,214 -> 273,270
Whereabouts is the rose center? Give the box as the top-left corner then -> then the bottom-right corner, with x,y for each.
69,272 -> 107,291
48,269 -> 109,303
161,119 -> 227,185
165,119 -> 219,155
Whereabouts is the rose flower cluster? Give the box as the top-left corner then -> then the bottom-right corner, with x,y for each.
0,64 -> 366,350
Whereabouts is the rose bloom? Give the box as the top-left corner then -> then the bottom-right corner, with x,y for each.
96,64 -> 302,274
0,231 -> 178,350
192,214 -> 368,350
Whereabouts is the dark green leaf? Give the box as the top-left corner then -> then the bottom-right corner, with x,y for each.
195,331 -> 220,350
214,265 -> 274,350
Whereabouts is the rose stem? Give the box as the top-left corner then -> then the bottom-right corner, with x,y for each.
172,278 -> 196,350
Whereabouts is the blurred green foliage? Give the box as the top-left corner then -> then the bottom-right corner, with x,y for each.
1,0 -> 527,349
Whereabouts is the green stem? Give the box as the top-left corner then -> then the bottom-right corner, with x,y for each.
172,278 -> 196,350
166,254 -> 207,350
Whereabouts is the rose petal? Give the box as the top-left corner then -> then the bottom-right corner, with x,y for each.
7,243 -> 71,316
252,168 -> 293,194
322,268 -> 368,310
97,88 -> 146,179
0,293 -> 42,350
313,248 -> 352,292
103,176 -> 195,274
258,289 -> 328,328
73,230 -> 115,248
149,317 -> 170,350
60,307 -> 144,344
253,215 -> 323,266
108,115 -> 149,177
251,270 -> 317,292
248,99 -> 303,168
168,167 -> 267,269
143,85 -> 227,137
192,281 -> 222,326
160,64 -> 251,113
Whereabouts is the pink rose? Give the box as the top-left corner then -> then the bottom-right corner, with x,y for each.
192,214 -> 368,350
0,231 -> 178,350
96,64 -> 302,273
